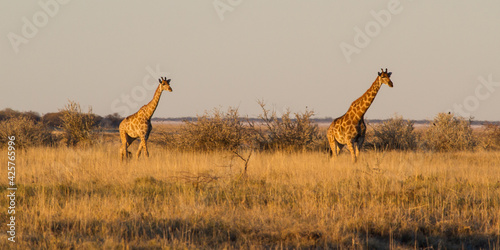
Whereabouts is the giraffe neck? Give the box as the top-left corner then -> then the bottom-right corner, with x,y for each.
347,77 -> 382,119
143,84 -> 163,120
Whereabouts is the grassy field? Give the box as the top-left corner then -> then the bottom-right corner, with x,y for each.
1,141 -> 499,249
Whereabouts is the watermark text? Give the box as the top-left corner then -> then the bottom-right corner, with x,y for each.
448,74 -> 499,117
213,0 -> 243,21
7,0 -> 71,54
340,0 -> 405,63
6,136 -> 17,243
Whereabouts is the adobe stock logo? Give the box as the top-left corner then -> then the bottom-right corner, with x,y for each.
448,74 -> 500,117
340,0 -> 407,64
111,65 -> 170,117
213,0 -> 243,21
7,0 -> 71,54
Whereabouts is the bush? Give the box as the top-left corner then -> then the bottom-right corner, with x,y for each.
249,101 -> 324,151
0,116 -> 55,148
479,123 -> 500,150
152,102 -> 325,152
371,115 -> 417,150
175,107 -> 251,151
422,113 -> 475,151
59,100 -> 99,146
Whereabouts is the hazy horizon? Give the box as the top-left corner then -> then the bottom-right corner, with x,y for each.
2,1 -> 500,121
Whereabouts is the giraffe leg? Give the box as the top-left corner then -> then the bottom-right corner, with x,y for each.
144,127 -> 151,158
356,115 -> 366,157
126,137 -> 134,158
136,136 -> 149,158
355,137 -> 364,158
336,141 -> 344,156
328,133 -> 345,161
136,140 -> 144,158
143,140 -> 149,157
331,142 -> 340,159
120,130 -> 129,161
121,138 -> 134,160
328,134 -> 338,159
346,141 -> 357,163
356,118 -> 366,158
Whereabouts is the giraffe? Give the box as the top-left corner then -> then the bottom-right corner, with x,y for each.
119,77 -> 173,160
327,68 -> 393,163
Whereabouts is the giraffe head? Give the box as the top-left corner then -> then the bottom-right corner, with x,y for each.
159,77 -> 173,92
377,68 -> 393,88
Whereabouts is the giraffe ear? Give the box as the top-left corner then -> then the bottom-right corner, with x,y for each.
378,72 -> 381,76
167,79 -> 171,84
387,72 -> 392,77
158,78 -> 162,83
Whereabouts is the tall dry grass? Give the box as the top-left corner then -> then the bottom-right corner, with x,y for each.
1,143 -> 499,249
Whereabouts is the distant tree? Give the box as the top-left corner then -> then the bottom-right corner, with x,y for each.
22,111 -> 41,122
0,108 -> 41,122
0,108 -> 21,120
100,113 -> 123,128
92,114 -> 103,126
42,112 -> 64,128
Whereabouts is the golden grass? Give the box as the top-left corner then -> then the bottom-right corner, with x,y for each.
1,143 -> 500,249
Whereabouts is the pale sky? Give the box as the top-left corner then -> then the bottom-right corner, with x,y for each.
1,1 -> 500,121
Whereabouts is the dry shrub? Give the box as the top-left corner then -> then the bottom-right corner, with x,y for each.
422,113 -> 475,151
174,107 -> 251,151
0,116 -> 55,148
152,102 -> 325,152
371,115 -> 417,151
249,100 -> 324,151
479,123 -> 500,150
59,100 -> 99,146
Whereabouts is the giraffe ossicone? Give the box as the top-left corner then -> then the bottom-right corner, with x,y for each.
327,68 -> 393,163
119,77 -> 173,160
